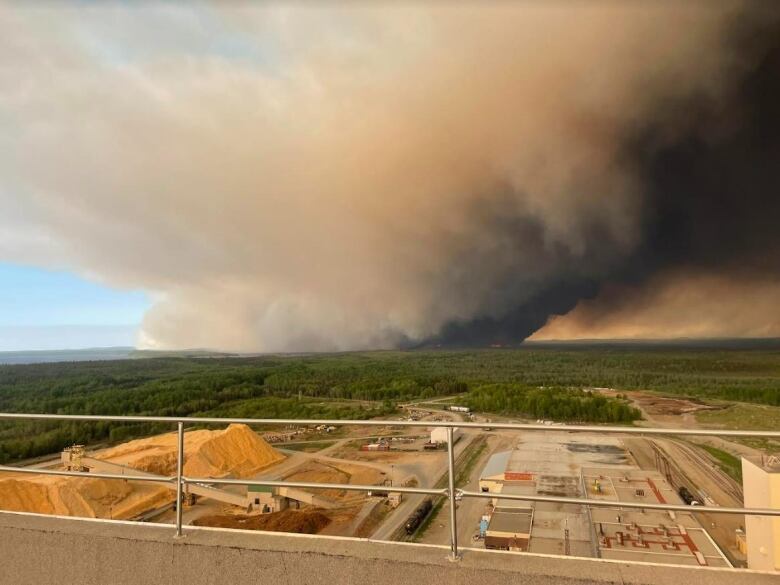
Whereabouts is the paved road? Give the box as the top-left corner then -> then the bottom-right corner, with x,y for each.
417,433 -> 505,547
371,432 -> 477,541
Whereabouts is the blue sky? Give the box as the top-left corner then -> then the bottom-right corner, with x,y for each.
0,262 -> 150,351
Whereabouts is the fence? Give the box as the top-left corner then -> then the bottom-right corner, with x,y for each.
1,412 -> 779,562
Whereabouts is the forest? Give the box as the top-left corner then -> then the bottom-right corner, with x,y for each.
0,344 -> 778,462
458,384 -> 640,423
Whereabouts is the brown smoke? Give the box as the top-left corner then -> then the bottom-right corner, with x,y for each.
0,2 -> 768,350
531,270 -> 780,340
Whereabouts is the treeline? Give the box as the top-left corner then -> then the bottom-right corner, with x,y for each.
0,397 -> 395,463
459,384 -> 641,423
0,345 -> 778,461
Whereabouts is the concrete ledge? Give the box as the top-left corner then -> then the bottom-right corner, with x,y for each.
0,511 -> 777,585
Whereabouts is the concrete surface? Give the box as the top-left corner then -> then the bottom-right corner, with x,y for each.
0,511 -> 778,585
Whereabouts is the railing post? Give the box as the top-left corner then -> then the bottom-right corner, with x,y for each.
447,426 -> 460,561
175,421 -> 184,538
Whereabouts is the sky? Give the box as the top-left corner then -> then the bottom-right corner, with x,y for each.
0,2 -> 778,352
0,262 -> 148,350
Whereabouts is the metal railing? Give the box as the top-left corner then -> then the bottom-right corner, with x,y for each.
1,412 -> 779,561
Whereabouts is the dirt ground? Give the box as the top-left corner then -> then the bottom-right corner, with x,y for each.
595,389 -> 722,426
329,442 -> 444,466
282,458 -> 384,503
602,389 -> 775,459
193,509 -> 331,534
354,500 -> 391,537
276,457 -> 387,536
319,504 -> 366,536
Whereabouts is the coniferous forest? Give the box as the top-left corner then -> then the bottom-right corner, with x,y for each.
1,343 -> 778,463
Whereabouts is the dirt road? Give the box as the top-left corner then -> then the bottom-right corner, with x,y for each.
371,432 -> 476,541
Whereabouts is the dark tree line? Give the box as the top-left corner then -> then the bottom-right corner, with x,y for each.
459,384 -> 641,423
0,345 -> 778,461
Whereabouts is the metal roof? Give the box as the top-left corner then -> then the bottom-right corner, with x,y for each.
481,450 -> 511,479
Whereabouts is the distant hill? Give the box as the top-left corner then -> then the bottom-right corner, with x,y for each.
0,347 -> 136,365
3,339 -> 780,365
129,349 -> 236,359
0,347 -> 234,365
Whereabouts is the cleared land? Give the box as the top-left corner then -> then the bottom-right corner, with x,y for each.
696,403 -> 780,453
193,509 -> 330,533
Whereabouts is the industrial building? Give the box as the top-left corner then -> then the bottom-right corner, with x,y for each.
430,427 -> 462,445
477,432 -> 730,566
484,485 -> 534,551
742,455 -> 780,571
247,485 -> 288,514
585,467 -> 729,567
245,485 -> 339,512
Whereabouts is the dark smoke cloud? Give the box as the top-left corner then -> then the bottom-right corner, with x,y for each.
444,5 -> 780,345
1,2 -> 778,350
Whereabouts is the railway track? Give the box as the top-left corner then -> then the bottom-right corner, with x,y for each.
652,438 -> 743,505
673,440 -> 743,503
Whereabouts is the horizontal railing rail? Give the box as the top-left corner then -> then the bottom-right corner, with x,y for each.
0,412 -> 779,437
184,477 -> 447,496
458,489 -> 780,517
0,411 -> 777,562
0,464 -> 174,484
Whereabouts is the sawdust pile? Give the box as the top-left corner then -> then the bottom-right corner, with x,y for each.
0,475 -> 170,519
193,509 -> 331,534
101,423 -> 285,477
0,424 -> 283,519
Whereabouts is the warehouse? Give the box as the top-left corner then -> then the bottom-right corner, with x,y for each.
430,427 -> 462,445
479,451 -> 512,493
476,432 -> 634,558
483,483 -> 535,550
485,507 -> 534,551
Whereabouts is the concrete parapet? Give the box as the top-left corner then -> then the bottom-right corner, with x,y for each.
0,511 -> 776,585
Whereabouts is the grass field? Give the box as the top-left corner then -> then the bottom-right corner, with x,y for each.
282,441 -> 337,453
696,403 -> 780,452
696,402 -> 780,431
698,443 -> 743,482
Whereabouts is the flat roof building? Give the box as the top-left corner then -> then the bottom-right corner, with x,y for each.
476,432 -> 730,566
742,455 -> 780,571
485,506 -> 534,551
584,467 -> 730,568
430,427 -> 461,445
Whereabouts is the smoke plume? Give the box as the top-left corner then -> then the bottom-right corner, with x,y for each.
0,2 -> 778,350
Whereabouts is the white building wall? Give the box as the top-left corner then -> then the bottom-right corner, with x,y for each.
742,457 -> 780,571
431,427 -> 462,444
